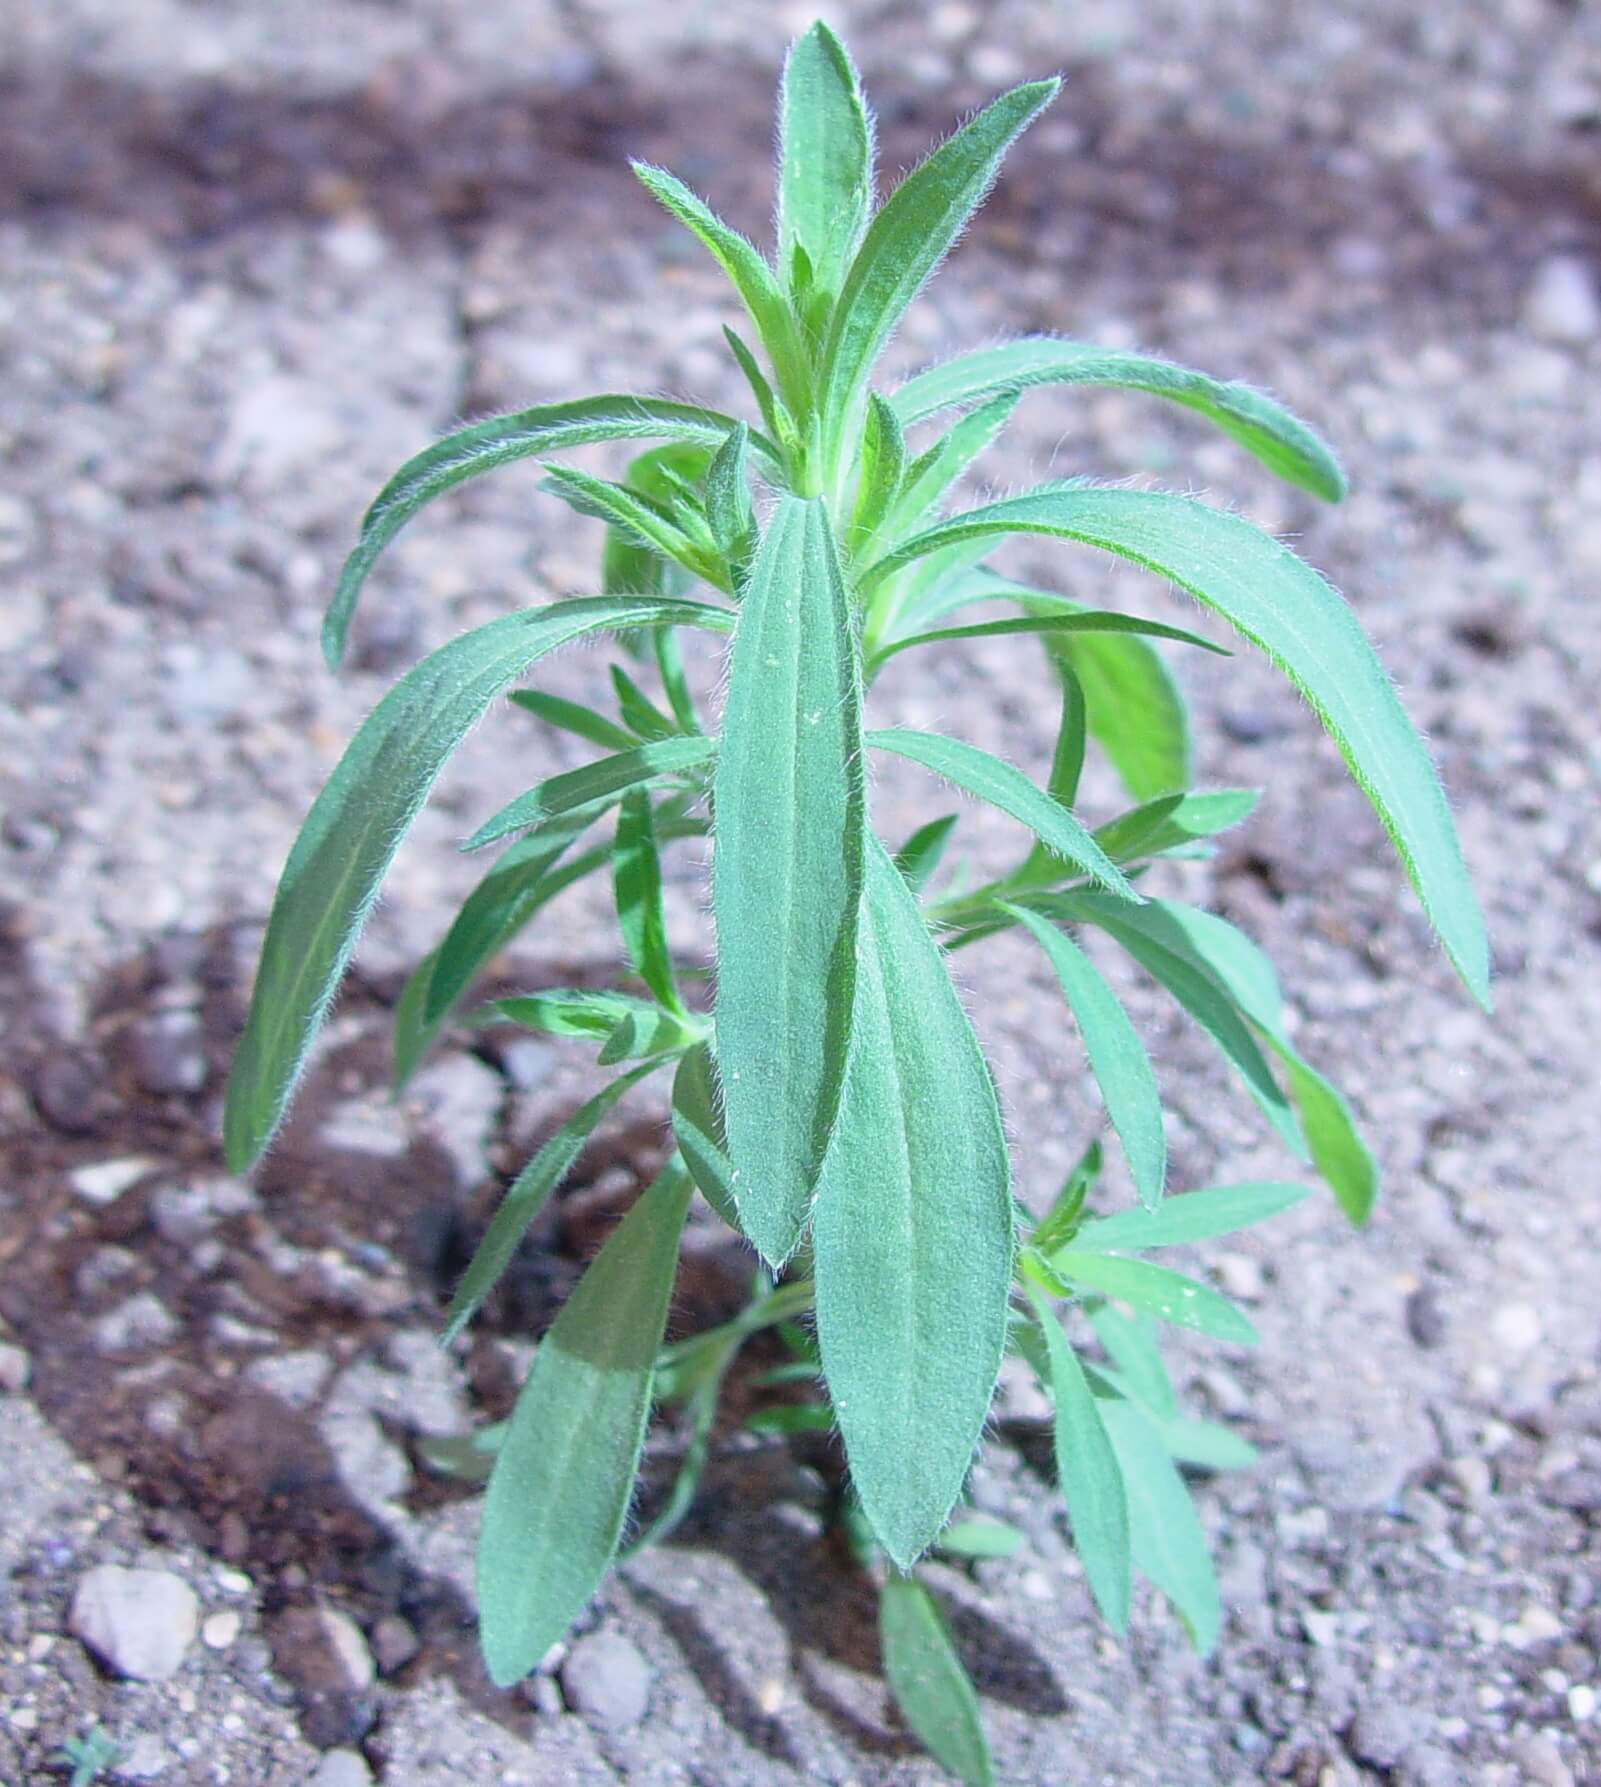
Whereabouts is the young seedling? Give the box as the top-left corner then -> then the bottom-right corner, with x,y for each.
224,24 -> 1487,1782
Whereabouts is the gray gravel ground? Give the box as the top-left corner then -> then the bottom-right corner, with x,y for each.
3,2 -> 1601,1782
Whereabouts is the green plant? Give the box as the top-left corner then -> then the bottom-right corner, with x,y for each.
223,25 -> 1487,1782
51,1726 -> 120,1787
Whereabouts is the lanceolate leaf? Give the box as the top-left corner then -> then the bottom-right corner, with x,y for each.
478,1161 -> 693,1687
817,80 -> 1059,461
1033,893 -> 1306,1158
443,1060 -> 666,1344
868,607 -> 1223,672
912,569 -> 1193,801
324,398 -> 766,666
1003,904 -> 1166,1209
670,1044 -> 741,1230
224,596 -> 730,1172
847,394 -> 907,557
463,735 -> 718,852
1061,895 -> 1376,1221
1089,1305 -> 1175,1420
488,989 -> 676,1045
863,485 -> 1492,1007
1051,624 -> 1192,802
1092,789 -> 1260,863
1024,1285 -> 1131,1632
1052,1251 -> 1259,1347
879,1575 -> 996,1787
705,423 -> 756,577
814,841 -> 1013,1568
1075,1181 -> 1309,1253
890,338 -> 1347,502
713,497 -> 865,1266
540,464 -> 724,588
610,664 -> 680,742
397,797 -> 705,1082
893,813 -> 960,894
887,391 -> 1019,538
777,21 -> 874,305
407,802 -> 616,1050
614,789 -> 683,1014
509,690 -> 638,753
867,728 -> 1139,901
632,162 -> 812,418
1100,1398 -> 1222,1656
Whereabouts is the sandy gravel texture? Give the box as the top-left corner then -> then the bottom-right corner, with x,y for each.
2,2 -> 1600,1783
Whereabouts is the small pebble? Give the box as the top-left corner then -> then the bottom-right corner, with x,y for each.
202,1609 -> 242,1650
1445,1455 -> 1492,1503
1405,1284 -> 1447,1349
130,1009 -> 208,1096
0,1341 -> 30,1393
1568,1683 -> 1597,1721
273,1604 -> 376,1696
1525,254 -> 1600,344
70,1564 -> 199,1681
560,1628 -> 654,1733
32,1051 -> 101,1133
1491,1302 -> 1542,1353
1509,1731 -> 1575,1787
108,1731 -> 169,1780
370,1614 -> 419,1676
70,1157 -> 157,1206
94,1293 -> 180,1355
1347,1698 -> 1412,1767
1215,1251 -> 1265,1302
305,1751 -> 374,1787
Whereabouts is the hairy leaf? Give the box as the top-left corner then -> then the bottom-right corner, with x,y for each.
705,422 -> 756,580
508,690 -> 638,753
632,162 -> 811,418
817,80 -> 1059,463
777,21 -> 873,305
614,788 -> 683,1014
1004,904 -> 1166,1208
868,606 -> 1223,673
867,728 -> 1139,901
935,1517 -> 1025,1560
713,497 -> 865,1266
814,841 -> 1013,1568
880,1575 -> 996,1787
225,596 -> 728,1171
891,338 -> 1346,502
1075,1181 -> 1309,1253
887,391 -> 1019,539
1093,788 -> 1260,863
478,1161 -> 692,1686
1025,1285 -> 1131,1631
863,485 -> 1491,1006
1100,1398 -> 1221,1655
444,1061 -> 666,1344
1089,1305 -> 1175,1420
325,398 -> 763,666
541,464 -> 724,588
893,813 -> 960,894
1053,1251 -> 1258,1347
670,1043 -> 741,1231
1065,894 -> 1376,1220
847,394 -> 907,558
464,735 -> 717,853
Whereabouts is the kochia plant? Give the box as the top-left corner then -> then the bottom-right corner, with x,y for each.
224,26 -> 1488,1782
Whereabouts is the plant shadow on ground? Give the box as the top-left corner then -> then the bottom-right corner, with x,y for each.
0,912 -> 1070,1759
